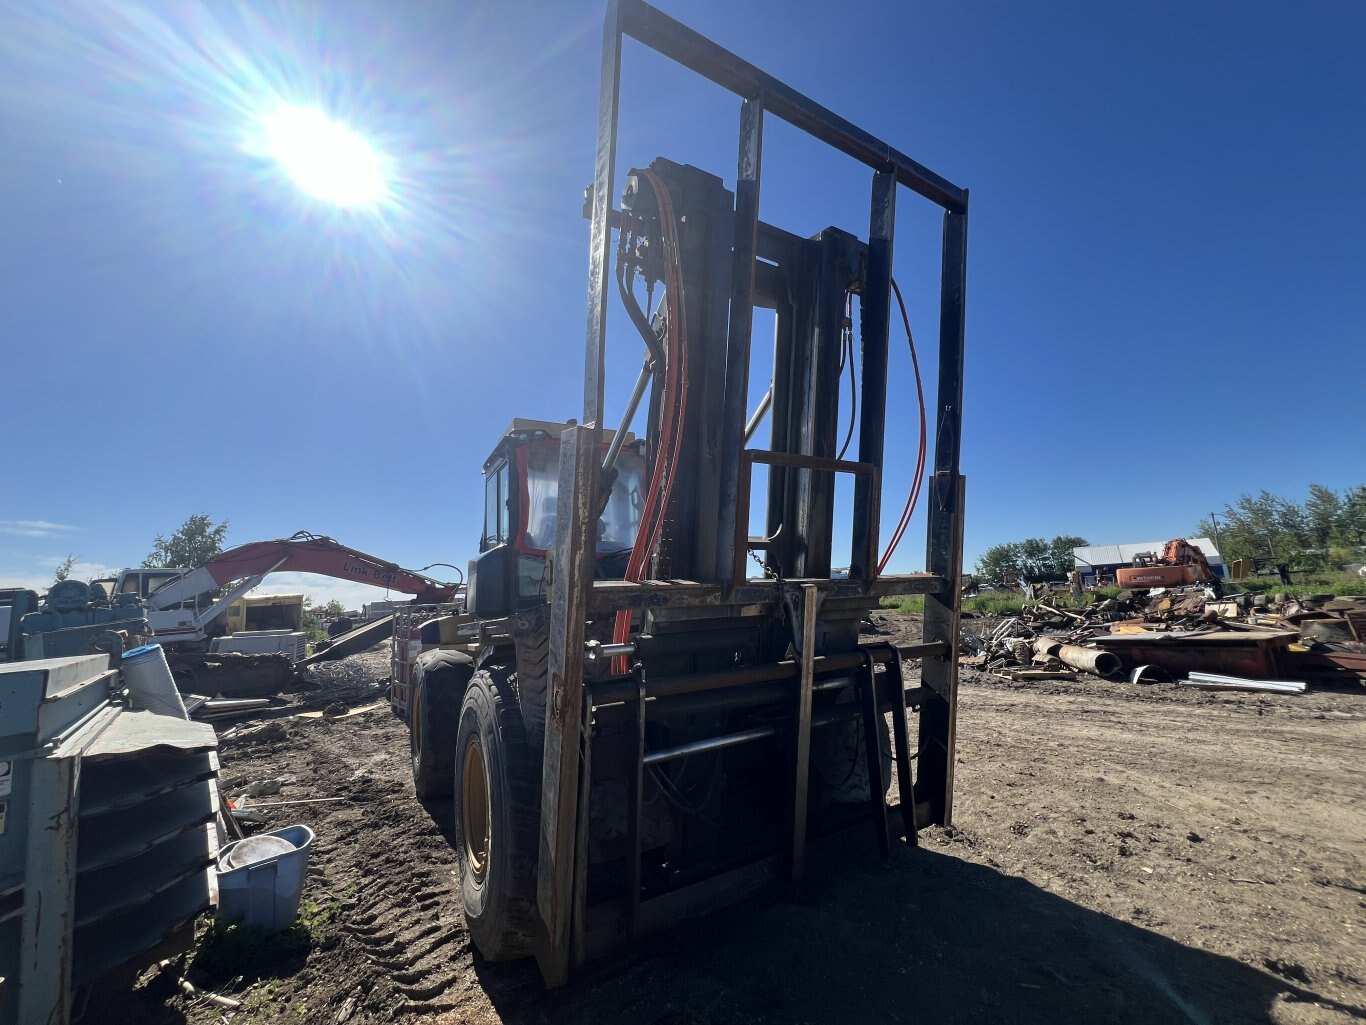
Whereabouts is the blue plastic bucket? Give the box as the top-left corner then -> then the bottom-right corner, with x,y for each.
215,824 -> 315,932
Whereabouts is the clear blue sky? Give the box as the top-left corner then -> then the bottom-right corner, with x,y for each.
2,0 -> 1363,607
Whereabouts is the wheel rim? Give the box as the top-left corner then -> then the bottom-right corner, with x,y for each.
461,735 -> 491,882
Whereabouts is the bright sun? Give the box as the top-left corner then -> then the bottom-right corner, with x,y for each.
260,106 -> 388,208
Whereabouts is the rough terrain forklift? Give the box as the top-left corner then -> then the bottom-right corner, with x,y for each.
406,0 -> 969,986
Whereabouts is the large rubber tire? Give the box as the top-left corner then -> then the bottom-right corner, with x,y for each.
809,687 -> 893,809
410,654 -> 472,800
453,666 -> 541,961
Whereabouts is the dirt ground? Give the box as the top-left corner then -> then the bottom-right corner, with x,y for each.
93,616 -> 1365,1025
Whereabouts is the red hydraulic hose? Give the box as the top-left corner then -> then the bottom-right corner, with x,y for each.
613,171 -> 690,664
637,171 -> 689,563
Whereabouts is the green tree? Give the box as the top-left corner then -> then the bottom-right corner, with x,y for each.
145,514 -> 229,568
1019,537 -> 1049,577
1048,535 -> 1089,578
301,597 -> 347,644
976,542 -> 1023,583
976,535 -> 1088,583
1198,483 -> 1366,570
1304,484 -> 1341,547
1198,491 -> 1297,564
1340,486 -> 1366,547
53,553 -> 77,584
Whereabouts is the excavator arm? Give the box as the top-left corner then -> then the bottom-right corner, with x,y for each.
147,532 -> 458,611
1160,539 -> 1217,583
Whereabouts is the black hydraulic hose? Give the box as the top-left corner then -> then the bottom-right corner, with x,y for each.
616,226 -> 665,365
837,311 -> 857,459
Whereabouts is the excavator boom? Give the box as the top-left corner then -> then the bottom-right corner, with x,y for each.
147,532 -> 457,611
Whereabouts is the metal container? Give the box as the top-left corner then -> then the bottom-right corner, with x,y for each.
0,655 -> 218,1025
121,643 -> 188,719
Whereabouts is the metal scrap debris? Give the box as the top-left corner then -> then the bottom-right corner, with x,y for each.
960,589 -> 1366,692
1178,672 -> 1307,695
300,655 -> 388,708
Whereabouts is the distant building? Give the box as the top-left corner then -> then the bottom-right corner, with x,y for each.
1072,538 -> 1225,584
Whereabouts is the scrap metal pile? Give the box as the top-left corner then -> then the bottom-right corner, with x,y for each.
961,587 -> 1366,693
178,655 -> 389,730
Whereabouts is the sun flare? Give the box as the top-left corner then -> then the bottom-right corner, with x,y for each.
260,105 -> 389,208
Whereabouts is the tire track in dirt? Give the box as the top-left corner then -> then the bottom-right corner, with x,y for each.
308,728 -> 475,1019
211,713 -> 500,1023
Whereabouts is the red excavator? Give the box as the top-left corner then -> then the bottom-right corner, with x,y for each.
1116,539 -> 1218,588
135,531 -> 457,645
120,532 -> 459,695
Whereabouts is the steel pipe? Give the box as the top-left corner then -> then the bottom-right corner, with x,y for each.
593,679 -> 934,730
588,640 -> 947,705
603,355 -> 653,472
585,641 -> 639,664
635,627 -> 758,658
642,725 -> 776,765
812,673 -> 859,693
743,383 -> 774,443
640,681 -> 789,720
1055,644 -> 1122,679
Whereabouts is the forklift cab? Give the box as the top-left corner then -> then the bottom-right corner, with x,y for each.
467,420 -> 646,619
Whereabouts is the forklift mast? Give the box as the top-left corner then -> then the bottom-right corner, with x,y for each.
466,0 -> 968,985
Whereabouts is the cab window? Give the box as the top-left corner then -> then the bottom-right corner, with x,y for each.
144,572 -> 180,596
520,441 -> 645,555
483,461 -> 510,550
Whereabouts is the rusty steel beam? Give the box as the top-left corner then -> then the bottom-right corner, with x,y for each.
788,585 -> 819,880
536,426 -> 601,985
715,96 -> 764,584
850,169 -> 896,582
584,573 -> 945,616
617,0 -> 968,213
